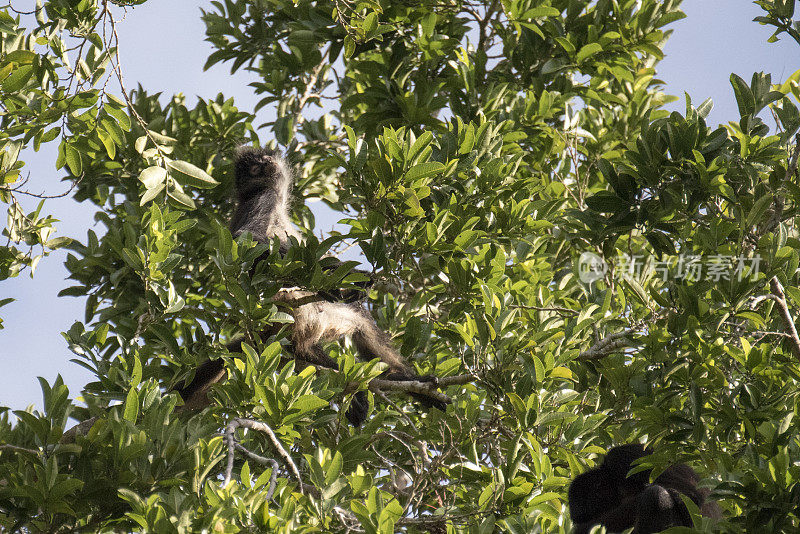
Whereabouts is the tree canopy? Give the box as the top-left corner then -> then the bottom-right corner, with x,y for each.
1,0 -> 800,532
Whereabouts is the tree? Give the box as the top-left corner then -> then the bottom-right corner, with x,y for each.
1,0 -> 800,531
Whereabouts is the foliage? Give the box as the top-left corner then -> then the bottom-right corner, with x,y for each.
1,0 -> 800,532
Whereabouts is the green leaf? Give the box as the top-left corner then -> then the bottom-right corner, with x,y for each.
555,37 -> 576,55
0,63 -> 12,82
404,161 -> 444,181
97,129 -> 116,159
147,130 -> 178,146
363,11 -> 378,36
1,64 -> 33,92
138,166 -> 167,189
5,50 -> 36,64
576,43 -> 602,63
131,356 -> 142,386
105,104 -> 132,131
45,236 -> 72,249
166,180 -> 196,209
140,183 -> 165,205
121,248 -> 143,270
167,160 -> 219,189
134,135 -> 148,153
478,482 -> 495,510
586,191 -> 629,213
407,131 -> 433,164
746,194 -> 773,229
65,144 -> 82,176
123,388 -> 139,422
731,73 -> 756,116
344,35 -> 356,58
520,7 -> 560,19
325,451 -> 344,485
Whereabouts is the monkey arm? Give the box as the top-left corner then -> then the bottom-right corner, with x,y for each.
574,484 -> 693,534
632,485 -> 692,534
251,239 -> 374,303
584,494 -> 640,532
317,261 -> 374,303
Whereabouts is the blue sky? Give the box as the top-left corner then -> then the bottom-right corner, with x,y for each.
0,1 -> 797,412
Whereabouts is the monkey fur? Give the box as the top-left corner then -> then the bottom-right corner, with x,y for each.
177,147 -> 446,425
568,444 -> 721,534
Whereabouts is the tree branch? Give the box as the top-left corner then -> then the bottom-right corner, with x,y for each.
223,418 -> 303,493
577,329 -> 635,360
0,444 -> 40,455
232,442 -> 279,500
61,416 -> 99,444
368,374 -> 472,406
768,277 -> 800,360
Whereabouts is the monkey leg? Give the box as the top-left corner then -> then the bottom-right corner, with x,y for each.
174,328 -> 283,411
573,494 -> 639,534
632,484 -> 692,534
284,296 -> 416,379
291,338 -> 368,427
176,328 -> 366,424
349,308 -> 448,411
292,303 -> 376,426
292,301 -> 447,412
175,358 -> 227,411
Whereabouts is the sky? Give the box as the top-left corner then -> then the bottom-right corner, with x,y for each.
0,1 -> 797,412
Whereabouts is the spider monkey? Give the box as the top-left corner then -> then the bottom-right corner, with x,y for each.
568,444 -> 721,534
177,146 -> 446,425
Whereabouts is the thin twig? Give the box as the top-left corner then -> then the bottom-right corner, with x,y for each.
223,418 -> 304,493
0,173 -> 84,199
233,442 -> 279,500
295,55 -> 328,127
510,304 -> 579,316
375,390 -> 418,431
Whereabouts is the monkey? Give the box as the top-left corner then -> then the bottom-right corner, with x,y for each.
568,444 -> 721,534
176,146 -> 446,426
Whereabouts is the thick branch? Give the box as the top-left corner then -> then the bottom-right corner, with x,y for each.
273,287 -> 328,306
769,277 -> 800,360
61,416 -> 99,444
578,329 -> 634,360
369,379 -> 451,405
0,444 -> 40,455
368,374 -> 472,405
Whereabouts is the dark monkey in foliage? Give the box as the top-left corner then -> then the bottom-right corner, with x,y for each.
568,444 -> 721,534
177,147 -> 445,425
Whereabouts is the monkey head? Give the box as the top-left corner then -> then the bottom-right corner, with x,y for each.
233,146 -> 291,199
602,443 -> 651,495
